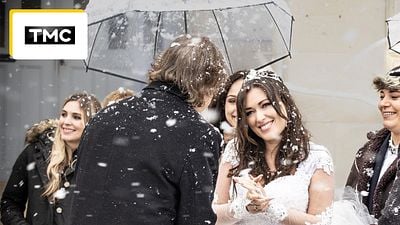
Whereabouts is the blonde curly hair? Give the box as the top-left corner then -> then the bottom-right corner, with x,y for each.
101,87 -> 135,107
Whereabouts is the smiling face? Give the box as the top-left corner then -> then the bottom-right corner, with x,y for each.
225,78 -> 244,127
379,89 -> 400,134
59,101 -> 85,150
244,87 -> 287,146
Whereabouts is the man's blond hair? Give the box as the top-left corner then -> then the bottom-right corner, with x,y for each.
148,35 -> 228,107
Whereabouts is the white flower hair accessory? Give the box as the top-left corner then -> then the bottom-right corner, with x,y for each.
244,69 -> 258,81
244,69 -> 282,83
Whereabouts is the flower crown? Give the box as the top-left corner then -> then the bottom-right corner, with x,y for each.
244,69 -> 282,83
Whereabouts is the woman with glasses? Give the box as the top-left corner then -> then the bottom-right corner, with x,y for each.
346,65 -> 400,222
0,92 -> 101,225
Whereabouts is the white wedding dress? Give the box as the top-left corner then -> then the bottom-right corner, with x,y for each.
220,141 -> 376,225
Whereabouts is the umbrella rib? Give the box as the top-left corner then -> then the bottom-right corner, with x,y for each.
268,1 -> 293,18
386,20 -> 400,54
263,3 -> 291,54
288,15 -> 294,55
255,54 -> 290,71
212,10 -> 233,73
89,13 -> 125,26
184,11 -> 188,34
154,12 -> 162,59
86,22 -> 104,72
386,20 -> 392,48
87,67 -> 147,84
90,1 -> 278,23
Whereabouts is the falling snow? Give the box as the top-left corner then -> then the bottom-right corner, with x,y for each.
364,168 -> 374,177
165,118 -> 177,127
146,115 -> 158,121
54,188 -> 68,199
97,162 -> 108,167
131,182 -> 141,187
136,193 -> 145,198
170,42 -> 180,47
26,162 -> 36,171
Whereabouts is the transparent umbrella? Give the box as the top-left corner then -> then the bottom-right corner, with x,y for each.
387,13 -> 400,54
84,0 -> 294,83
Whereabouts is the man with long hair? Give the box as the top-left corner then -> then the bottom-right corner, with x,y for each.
70,35 -> 228,225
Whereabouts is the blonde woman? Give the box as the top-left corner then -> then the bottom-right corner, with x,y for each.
1,92 -> 101,225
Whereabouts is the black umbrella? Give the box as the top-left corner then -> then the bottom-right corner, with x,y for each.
84,0 -> 294,83
387,13 -> 400,54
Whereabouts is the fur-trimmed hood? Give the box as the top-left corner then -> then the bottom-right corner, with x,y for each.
24,118 -> 58,144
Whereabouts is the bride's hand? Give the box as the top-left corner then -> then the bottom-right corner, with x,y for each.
233,175 -> 272,213
250,174 -> 264,187
233,175 -> 265,196
246,198 -> 272,213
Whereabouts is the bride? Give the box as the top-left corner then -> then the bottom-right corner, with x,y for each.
212,70 -> 376,225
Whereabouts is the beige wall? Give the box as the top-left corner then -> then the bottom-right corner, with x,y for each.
277,0 -> 400,190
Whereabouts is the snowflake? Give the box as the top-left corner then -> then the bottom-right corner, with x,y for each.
364,168 -> 374,177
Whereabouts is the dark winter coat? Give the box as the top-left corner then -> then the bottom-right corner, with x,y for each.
378,158 -> 400,225
0,120 -> 58,225
346,128 -> 398,219
69,81 -> 222,225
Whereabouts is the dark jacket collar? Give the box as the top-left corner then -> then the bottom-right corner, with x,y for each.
368,134 -> 390,211
33,134 -> 53,186
143,81 -> 189,102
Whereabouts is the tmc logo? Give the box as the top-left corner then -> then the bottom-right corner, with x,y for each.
10,9 -> 87,59
25,26 -> 75,45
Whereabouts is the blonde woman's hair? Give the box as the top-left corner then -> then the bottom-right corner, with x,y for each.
101,87 -> 135,107
148,34 -> 228,107
43,92 -> 101,199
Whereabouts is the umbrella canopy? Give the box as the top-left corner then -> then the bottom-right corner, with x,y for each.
85,0 -> 294,83
387,13 -> 400,54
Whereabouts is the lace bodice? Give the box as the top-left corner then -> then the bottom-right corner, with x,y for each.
221,140 -> 334,225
